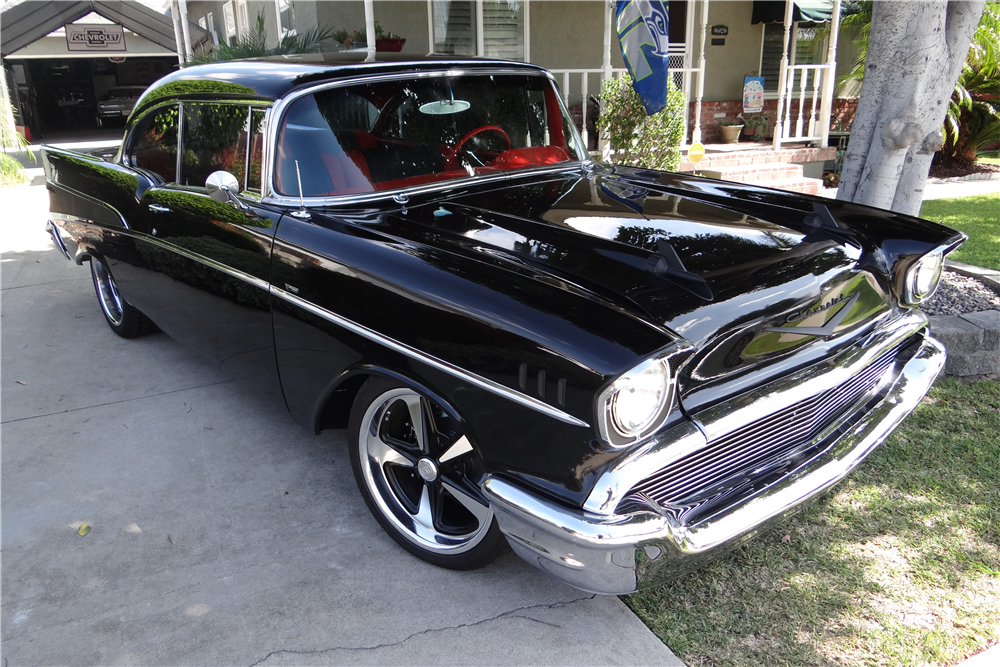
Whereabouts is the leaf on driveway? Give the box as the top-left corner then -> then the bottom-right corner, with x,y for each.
15,380 -> 26,385
78,524 -> 91,536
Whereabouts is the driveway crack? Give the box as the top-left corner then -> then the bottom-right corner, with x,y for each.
248,594 -> 597,666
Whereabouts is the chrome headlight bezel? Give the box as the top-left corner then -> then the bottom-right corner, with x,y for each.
597,342 -> 694,449
902,249 -> 944,306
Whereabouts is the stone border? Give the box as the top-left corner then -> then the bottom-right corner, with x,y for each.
946,260 -> 1000,296
927,171 -> 1000,184
929,310 -> 1000,376
929,263 -> 1000,376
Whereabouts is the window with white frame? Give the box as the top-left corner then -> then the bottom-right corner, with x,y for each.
430,1 -> 526,61
206,11 -> 219,46
275,0 -> 294,36
223,2 -> 237,42
235,0 -> 250,36
759,21 -> 825,93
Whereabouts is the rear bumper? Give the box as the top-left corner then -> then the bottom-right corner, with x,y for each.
483,333 -> 946,595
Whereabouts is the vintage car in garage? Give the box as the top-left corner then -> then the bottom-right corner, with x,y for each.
42,54 -> 963,595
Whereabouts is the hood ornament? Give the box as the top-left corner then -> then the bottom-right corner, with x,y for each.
764,292 -> 861,338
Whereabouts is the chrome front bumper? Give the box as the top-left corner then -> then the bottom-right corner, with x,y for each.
483,332 -> 946,595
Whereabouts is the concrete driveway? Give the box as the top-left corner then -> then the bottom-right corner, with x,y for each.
1,181 -> 683,666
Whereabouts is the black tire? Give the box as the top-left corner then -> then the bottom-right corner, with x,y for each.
89,256 -> 154,338
348,376 -> 507,570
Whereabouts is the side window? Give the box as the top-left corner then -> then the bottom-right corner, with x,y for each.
131,104 -> 179,182
180,103 -> 250,188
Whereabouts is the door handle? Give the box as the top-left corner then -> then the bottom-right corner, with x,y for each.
148,204 -> 171,213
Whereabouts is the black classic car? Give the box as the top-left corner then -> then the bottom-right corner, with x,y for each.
43,54 -> 963,595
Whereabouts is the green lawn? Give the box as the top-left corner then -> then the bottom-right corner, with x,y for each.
920,193 -> 1000,271
625,378 -> 1000,667
978,151 -> 1000,166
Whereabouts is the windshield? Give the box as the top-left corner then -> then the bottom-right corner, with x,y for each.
274,74 -> 587,198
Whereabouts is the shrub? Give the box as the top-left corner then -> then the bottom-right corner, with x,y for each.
597,75 -> 686,171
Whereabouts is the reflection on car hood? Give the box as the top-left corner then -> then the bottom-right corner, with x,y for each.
425,169 -> 901,406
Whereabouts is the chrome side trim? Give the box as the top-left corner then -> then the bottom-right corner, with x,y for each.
485,334 -> 947,594
139,233 -> 271,292
269,285 -> 590,428
46,182 -> 130,229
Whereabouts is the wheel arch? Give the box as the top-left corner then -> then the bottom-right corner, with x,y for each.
312,365 -> 469,438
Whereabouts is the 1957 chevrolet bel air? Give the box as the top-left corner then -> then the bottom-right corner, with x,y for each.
43,54 -> 963,594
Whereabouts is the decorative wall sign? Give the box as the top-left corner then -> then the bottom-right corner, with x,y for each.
65,24 -> 126,52
711,25 -> 729,36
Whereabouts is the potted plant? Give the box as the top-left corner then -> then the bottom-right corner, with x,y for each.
332,22 -> 405,52
739,114 -> 770,141
719,120 -> 744,144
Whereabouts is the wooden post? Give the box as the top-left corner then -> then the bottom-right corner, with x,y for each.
691,0 -> 709,145
819,0 -> 842,147
364,0 -> 376,62
772,0 -> 794,150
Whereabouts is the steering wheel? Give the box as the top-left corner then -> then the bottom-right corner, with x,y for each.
444,125 -> 510,169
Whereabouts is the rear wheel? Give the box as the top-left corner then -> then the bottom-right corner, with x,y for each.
348,377 -> 506,569
89,256 -> 154,338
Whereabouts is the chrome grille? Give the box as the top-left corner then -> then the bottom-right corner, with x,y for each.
620,337 -> 916,514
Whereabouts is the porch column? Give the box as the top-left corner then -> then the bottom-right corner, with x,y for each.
364,0 -> 376,61
599,0 -> 613,159
691,0 -> 709,144
178,0 -> 193,62
170,0 -> 184,65
772,0 -> 794,150
819,0 -> 842,146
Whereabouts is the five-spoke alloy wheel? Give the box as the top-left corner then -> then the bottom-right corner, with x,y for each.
349,377 -> 506,569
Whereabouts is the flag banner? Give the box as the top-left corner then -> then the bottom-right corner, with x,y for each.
616,0 -> 670,115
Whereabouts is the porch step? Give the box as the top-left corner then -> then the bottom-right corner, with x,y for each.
692,161 -> 824,195
677,145 -> 836,172
697,161 -> 804,182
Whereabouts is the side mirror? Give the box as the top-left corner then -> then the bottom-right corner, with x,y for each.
206,171 -> 247,210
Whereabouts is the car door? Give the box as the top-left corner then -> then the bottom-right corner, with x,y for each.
124,102 -> 284,396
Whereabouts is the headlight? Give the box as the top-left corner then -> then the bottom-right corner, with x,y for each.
598,356 -> 674,448
904,250 -> 943,305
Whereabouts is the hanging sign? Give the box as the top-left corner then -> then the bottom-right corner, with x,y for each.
65,24 -> 126,52
743,76 -> 765,114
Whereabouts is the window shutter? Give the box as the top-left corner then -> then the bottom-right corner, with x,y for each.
482,0 -> 524,61
760,23 -> 784,92
432,1 -> 476,56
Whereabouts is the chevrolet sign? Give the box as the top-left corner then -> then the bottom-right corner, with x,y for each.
65,24 -> 126,52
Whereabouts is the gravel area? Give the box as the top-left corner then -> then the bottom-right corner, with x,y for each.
923,270 -> 1000,316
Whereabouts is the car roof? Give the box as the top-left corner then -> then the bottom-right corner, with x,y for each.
135,54 -> 548,113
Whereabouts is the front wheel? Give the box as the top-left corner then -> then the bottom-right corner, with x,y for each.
89,256 -> 154,338
348,377 -> 506,570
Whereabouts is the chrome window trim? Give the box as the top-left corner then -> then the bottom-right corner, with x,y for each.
582,310 -> 929,516
260,67 -> 588,204
269,285 -> 590,428
122,99 -> 273,176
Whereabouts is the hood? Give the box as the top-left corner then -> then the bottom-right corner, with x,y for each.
394,167 -> 959,407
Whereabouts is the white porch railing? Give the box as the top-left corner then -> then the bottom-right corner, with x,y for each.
551,60 -> 701,150
774,63 -> 830,147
